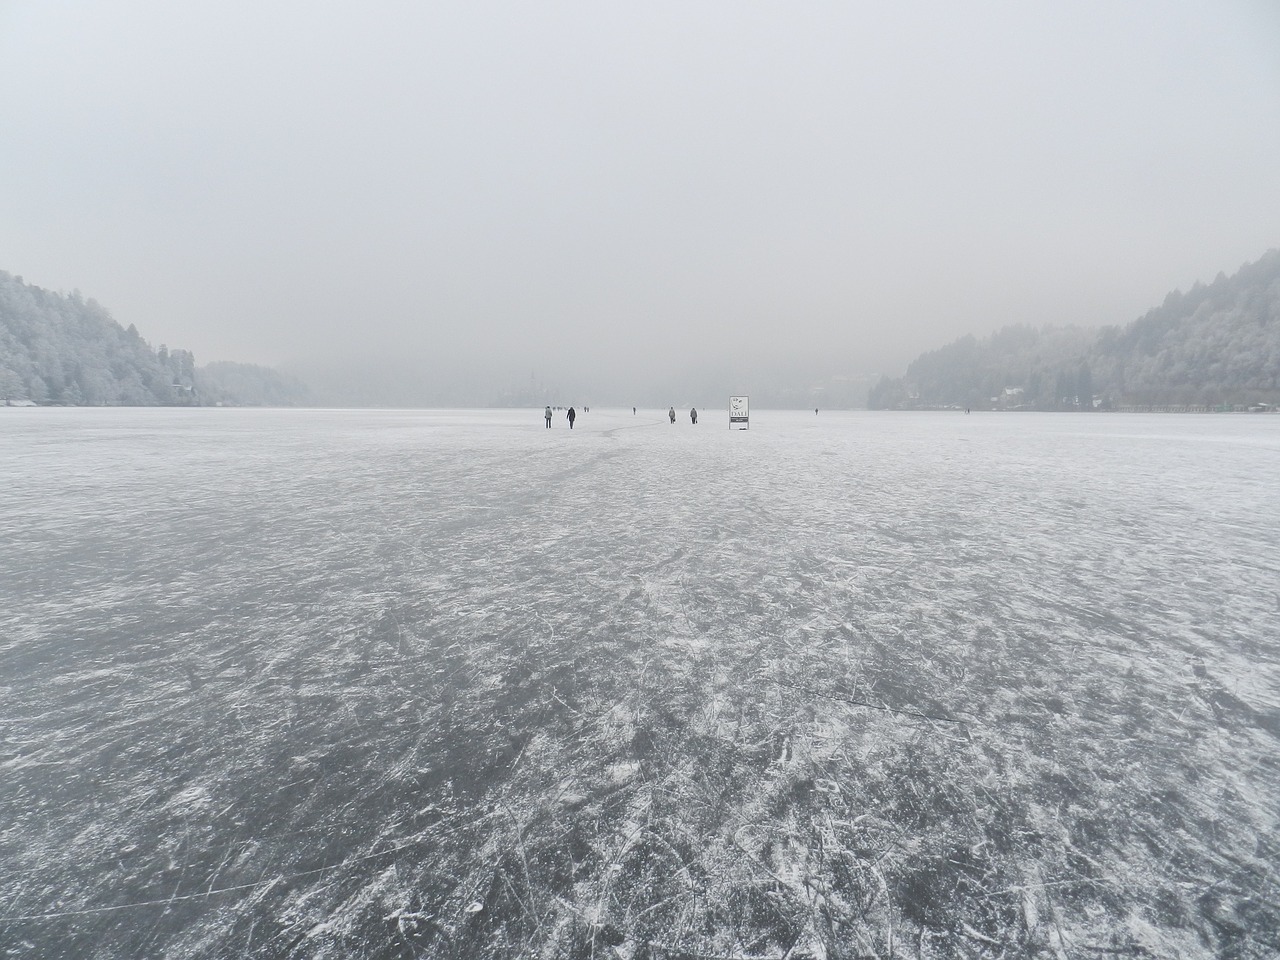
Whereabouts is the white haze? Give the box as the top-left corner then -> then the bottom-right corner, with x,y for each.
1,1 -> 1278,395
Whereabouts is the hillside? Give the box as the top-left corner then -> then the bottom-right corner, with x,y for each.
869,250 -> 1280,410
196,361 -> 311,408
0,272 -> 307,406
1,271 -> 196,405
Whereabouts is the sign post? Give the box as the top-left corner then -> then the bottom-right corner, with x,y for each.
729,396 -> 749,430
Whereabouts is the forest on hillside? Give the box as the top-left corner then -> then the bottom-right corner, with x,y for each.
8,250 -> 1279,411
869,250 -> 1280,410
0,271 -> 307,406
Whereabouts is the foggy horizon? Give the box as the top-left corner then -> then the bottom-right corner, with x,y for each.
2,2 -> 1278,385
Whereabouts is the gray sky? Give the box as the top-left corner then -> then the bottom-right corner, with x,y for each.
2,0 -> 1278,387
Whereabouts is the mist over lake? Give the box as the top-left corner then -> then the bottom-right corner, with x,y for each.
2,408 -> 1277,958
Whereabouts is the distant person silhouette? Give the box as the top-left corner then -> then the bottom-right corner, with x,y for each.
815,408 -> 818,414
668,406 -> 676,424
690,407 -> 697,424
567,406 -> 576,429
633,407 -> 636,415
544,405 -> 553,428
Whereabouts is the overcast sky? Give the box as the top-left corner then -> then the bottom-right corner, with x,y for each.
2,1 -> 1278,387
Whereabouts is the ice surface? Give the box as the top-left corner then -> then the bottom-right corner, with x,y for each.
1,407 -> 1278,958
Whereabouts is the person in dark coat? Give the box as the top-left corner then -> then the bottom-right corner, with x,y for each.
567,406 -> 576,429
690,407 -> 697,424
668,406 -> 676,423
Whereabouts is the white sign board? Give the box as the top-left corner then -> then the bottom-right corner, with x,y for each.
729,395 -> 749,430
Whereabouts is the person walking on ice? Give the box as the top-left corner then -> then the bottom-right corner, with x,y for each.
544,405 -> 553,428
668,406 -> 676,424
567,406 -> 577,429
690,407 -> 698,424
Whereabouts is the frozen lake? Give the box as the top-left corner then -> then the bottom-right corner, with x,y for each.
2,407 -> 1278,959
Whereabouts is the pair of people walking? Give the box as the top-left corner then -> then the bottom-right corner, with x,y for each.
667,406 -> 697,424
545,405 -> 577,428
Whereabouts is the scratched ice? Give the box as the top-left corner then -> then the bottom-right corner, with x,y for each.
1,407 -> 1277,958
